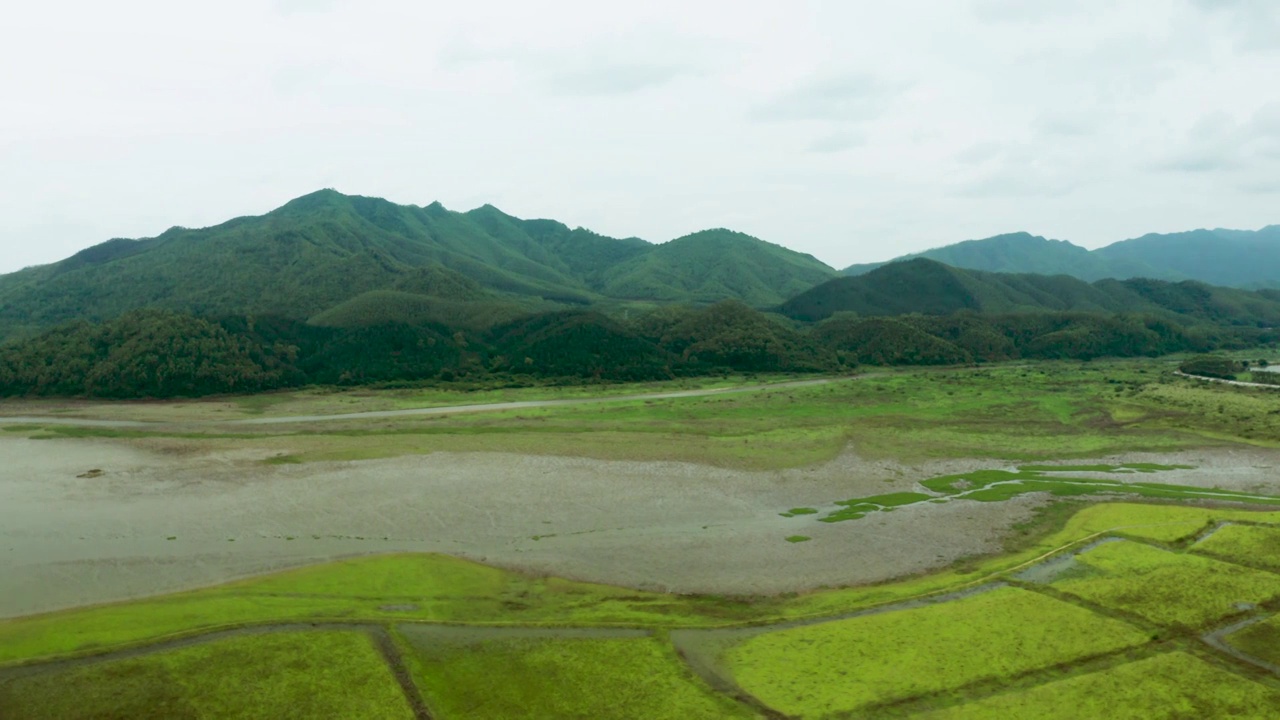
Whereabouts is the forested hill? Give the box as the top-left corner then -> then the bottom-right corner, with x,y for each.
782,258 -> 1280,326
0,190 -> 836,342
843,226 -> 1280,287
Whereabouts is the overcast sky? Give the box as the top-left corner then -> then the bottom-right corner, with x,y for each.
3,0 -> 1278,273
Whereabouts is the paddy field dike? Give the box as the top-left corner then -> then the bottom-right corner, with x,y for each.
4,359 -> 1280,718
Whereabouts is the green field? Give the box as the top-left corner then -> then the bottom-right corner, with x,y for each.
1049,540 -> 1280,629
17,360 -> 1280,470
722,586 -> 1149,717
0,631 -> 414,720
1194,523 -> 1280,571
397,628 -> 752,719
1226,616 -> 1280,667
3,501 -> 1280,718
915,652 -> 1280,719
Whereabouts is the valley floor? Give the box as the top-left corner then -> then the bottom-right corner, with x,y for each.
7,360 -> 1280,716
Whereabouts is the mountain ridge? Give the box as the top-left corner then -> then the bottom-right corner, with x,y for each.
844,226 -> 1280,287
783,257 -> 1280,328
0,190 -> 837,342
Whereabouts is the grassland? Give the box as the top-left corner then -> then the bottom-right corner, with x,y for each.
397,628 -> 752,719
13,359 -> 1280,470
1226,616 -> 1280,667
915,651 -> 1280,719
0,631 -> 414,720
1049,540 -> 1280,629
723,586 -> 1150,717
1194,523 -> 1280,572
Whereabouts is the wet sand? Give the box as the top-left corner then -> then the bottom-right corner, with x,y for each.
4,437 -> 1279,619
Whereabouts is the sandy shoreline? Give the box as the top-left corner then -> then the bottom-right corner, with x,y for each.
3,436 -> 1278,619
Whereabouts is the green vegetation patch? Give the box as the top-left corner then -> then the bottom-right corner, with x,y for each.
1194,523 -> 1280,572
1018,463 -> 1194,473
819,491 -> 934,522
0,631 -> 413,720
397,627 -> 751,720
1225,615 -> 1280,666
1050,540 -> 1280,629
917,651 -> 1280,719
818,465 -> 1280,522
785,535 -> 812,543
724,586 -> 1148,717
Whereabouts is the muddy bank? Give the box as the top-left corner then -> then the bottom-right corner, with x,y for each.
0,436 -> 1028,617
5,437 -> 1280,619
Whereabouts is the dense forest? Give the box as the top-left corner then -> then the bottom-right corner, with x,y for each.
1,301 -> 1271,399
0,190 -> 834,342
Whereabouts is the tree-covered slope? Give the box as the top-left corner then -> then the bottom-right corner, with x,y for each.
783,258 -> 1280,325
843,226 -> 1280,287
0,193 -> 839,342
0,190 -> 600,337
597,229 -> 836,306
1094,226 -> 1280,288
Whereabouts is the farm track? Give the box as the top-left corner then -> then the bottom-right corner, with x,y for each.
0,377 -> 844,429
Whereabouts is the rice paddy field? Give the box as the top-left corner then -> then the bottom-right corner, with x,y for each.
5,359 -> 1280,717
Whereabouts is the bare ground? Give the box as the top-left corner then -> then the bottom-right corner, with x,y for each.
4,436 -> 1278,619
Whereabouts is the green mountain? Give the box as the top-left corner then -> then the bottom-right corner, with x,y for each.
596,229 -> 835,306
783,258 -> 1280,327
844,227 -> 1280,287
0,191 -> 836,342
1093,227 -> 1280,288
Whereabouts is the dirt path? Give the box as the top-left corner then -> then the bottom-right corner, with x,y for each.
1174,371 -> 1280,390
0,377 -> 844,429
1201,615 -> 1280,675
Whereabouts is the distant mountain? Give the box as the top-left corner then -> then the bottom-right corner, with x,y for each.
782,258 -> 1280,327
844,227 -> 1280,287
0,190 -> 836,342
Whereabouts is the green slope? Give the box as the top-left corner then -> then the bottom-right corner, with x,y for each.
784,258 -> 1280,325
597,229 -> 836,306
1095,226 -> 1280,288
0,193 -> 838,342
843,226 -> 1280,288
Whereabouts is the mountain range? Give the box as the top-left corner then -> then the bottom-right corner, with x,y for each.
0,190 -> 835,342
844,227 -> 1280,288
2,189 -> 1278,345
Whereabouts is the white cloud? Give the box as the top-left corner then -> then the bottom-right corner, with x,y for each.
0,0 -> 1277,273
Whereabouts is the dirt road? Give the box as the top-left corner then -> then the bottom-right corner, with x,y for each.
0,378 -> 842,429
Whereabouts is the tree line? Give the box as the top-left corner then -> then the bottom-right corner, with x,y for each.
1,303 -> 1273,399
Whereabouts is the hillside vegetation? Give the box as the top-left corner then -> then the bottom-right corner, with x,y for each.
3,193 -> 1279,398
1,293 -> 1272,398
787,258 -> 1280,326
0,190 -> 836,342
845,226 -> 1280,287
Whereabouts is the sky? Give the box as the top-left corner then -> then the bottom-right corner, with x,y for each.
2,0 -> 1278,274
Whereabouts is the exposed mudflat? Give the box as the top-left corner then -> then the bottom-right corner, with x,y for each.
4,437 -> 1280,619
